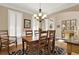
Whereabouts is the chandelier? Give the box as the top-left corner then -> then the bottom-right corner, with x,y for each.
33,3 -> 47,21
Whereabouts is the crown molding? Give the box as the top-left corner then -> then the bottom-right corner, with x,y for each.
48,3 -> 79,15
0,3 -> 33,15
0,3 -> 78,16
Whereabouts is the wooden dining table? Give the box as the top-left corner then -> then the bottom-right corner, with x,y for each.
65,39 -> 79,55
22,36 -> 51,54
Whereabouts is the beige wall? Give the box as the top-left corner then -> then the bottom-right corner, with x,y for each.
50,11 -> 79,38
23,12 -> 32,30
0,6 -> 8,30
48,4 -> 79,38
23,13 -> 32,20
0,6 -> 32,30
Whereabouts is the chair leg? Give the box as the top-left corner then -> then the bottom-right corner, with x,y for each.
0,39 -> 1,52
51,47 -> 55,54
38,48 -> 39,55
48,46 -> 51,54
0,43 -> 1,51
16,38 -> 17,48
0,45 -> 1,53
7,41 -> 9,54
0,47 -> 1,52
16,41 -> 17,48
0,43 -> 1,52
7,45 -> 9,54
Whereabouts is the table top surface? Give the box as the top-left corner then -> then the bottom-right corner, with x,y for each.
22,36 -> 50,42
22,36 -> 39,42
65,39 -> 79,45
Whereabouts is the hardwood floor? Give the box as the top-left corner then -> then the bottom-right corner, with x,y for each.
0,41 -> 79,55
0,44 -> 23,55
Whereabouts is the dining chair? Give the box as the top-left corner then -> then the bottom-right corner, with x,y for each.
25,30 -> 32,36
48,30 -> 55,54
38,30 -> 48,54
25,30 -> 33,52
0,30 -> 8,53
0,30 -> 17,54
25,30 -> 39,54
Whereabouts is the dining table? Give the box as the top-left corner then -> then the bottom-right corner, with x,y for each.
65,39 -> 79,55
22,36 -> 51,54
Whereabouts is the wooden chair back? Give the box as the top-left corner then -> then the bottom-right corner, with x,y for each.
0,30 -> 8,44
0,30 -> 8,37
38,30 -> 48,54
25,30 -> 33,41
25,30 -> 32,37
0,30 -> 8,53
39,31 -> 48,42
0,30 -> 17,54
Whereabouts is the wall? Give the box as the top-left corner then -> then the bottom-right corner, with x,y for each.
23,12 -> 32,31
42,19 -> 55,31
0,6 -> 8,30
50,11 -> 79,38
23,13 -> 32,20
0,5 -> 32,31
31,17 -> 55,41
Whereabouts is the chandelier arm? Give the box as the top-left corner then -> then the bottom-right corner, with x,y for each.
33,3 -> 47,21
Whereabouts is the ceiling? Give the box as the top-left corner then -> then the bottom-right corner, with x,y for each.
0,3 -> 78,15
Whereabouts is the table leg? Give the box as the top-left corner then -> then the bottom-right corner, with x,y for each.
0,42 -> 1,52
26,42 -> 29,54
67,44 -> 72,55
22,39 -> 24,54
68,52 -> 71,55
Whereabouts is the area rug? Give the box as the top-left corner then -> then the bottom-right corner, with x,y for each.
9,46 -> 66,55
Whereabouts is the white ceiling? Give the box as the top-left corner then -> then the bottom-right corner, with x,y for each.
0,3 -> 78,15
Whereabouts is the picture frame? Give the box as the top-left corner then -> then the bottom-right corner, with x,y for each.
24,19 -> 31,28
66,20 -> 70,30
70,19 -> 76,30
62,20 -> 66,30
61,19 -> 77,39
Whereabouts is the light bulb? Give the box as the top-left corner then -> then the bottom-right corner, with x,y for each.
42,14 -> 47,19
33,14 -> 37,17
39,13 -> 42,16
36,17 -> 39,19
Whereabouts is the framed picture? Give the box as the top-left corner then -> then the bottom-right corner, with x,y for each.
66,20 -> 70,30
70,19 -> 76,30
24,19 -> 31,28
62,20 -> 66,30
